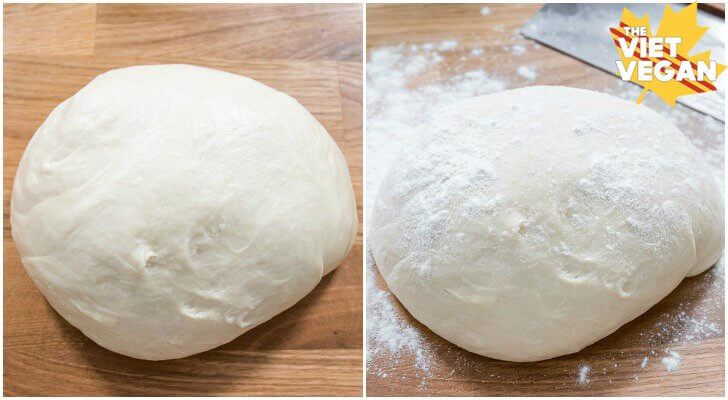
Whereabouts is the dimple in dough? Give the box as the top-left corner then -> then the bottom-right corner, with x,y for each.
370,85 -> 723,362
11,64 -> 358,360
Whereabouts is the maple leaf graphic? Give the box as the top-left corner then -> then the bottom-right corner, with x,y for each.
609,2 -> 726,106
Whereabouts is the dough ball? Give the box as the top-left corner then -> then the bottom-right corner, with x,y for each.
370,86 -> 723,362
11,64 -> 357,360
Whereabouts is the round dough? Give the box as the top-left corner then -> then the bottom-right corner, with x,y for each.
11,64 -> 357,360
370,85 -> 723,362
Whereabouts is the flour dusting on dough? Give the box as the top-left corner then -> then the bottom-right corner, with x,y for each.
366,38 -> 724,389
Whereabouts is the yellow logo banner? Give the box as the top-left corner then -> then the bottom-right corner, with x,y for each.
610,2 -> 725,105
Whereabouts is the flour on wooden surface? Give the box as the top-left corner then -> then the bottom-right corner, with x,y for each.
366,43 -> 506,205
367,258 -> 429,371
578,365 -> 591,384
439,40 -> 458,51
516,65 -> 537,80
661,349 -> 682,372
511,44 -> 527,55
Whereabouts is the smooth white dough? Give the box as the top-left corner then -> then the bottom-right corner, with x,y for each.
11,64 -> 357,360
371,86 -> 723,362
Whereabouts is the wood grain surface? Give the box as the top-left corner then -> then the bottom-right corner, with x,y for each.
366,3 -> 725,396
3,3 -> 362,396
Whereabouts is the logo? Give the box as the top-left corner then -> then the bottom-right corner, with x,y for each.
610,2 -> 725,105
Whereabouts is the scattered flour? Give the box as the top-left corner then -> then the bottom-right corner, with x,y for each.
578,365 -> 591,384
640,357 -> 649,368
511,44 -> 527,55
480,6 -> 491,16
648,307 -> 722,345
367,43 -> 506,204
439,40 -> 458,51
367,259 -> 433,375
661,350 -> 682,372
367,41 -> 508,383
516,65 -> 537,80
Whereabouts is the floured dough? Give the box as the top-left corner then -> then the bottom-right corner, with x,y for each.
11,64 -> 357,360
370,86 -> 723,362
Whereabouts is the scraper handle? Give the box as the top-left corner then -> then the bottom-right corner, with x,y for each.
698,3 -> 724,17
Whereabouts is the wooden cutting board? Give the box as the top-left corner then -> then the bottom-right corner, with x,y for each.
366,3 -> 724,396
3,4 -> 363,396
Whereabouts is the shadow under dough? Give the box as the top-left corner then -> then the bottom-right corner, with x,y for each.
46,268 -> 340,396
